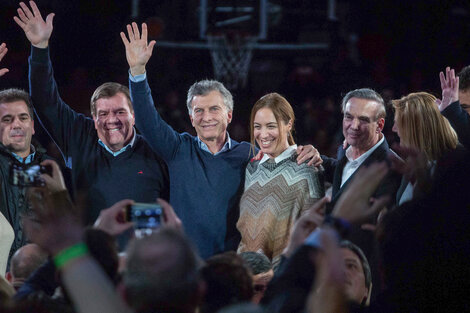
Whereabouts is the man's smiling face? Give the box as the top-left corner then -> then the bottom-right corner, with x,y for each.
189,90 -> 232,144
93,92 -> 135,152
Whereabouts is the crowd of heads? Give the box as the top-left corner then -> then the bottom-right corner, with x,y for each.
0,71 -> 469,313
1,74 -> 469,313
0,2 -> 469,313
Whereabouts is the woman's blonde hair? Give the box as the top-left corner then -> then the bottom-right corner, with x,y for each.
249,93 -> 295,157
392,92 -> 458,162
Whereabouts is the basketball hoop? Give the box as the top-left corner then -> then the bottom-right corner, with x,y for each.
207,34 -> 258,89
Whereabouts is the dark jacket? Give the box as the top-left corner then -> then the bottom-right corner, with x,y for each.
441,100 -> 470,149
0,143 -> 50,260
322,138 -> 401,210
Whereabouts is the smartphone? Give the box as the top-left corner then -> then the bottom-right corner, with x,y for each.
126,203 -> 162,230
10,163 -> 52,187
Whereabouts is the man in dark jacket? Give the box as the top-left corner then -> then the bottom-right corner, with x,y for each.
322,88 -> 401,209
0,88 -> 51,260
320,88 -> 401,300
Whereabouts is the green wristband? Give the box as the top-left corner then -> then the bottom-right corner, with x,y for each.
53,242 -> 89,269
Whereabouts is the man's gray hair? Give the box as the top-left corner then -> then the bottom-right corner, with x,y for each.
240,251 -> 272,275
186,80 -> 233,115
341,88 -> 386,120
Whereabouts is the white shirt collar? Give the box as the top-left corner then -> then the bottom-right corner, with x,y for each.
340,135 -> 385,187
345,134 -> 384,163
259,144 -> 298,164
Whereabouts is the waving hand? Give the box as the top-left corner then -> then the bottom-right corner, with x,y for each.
14,1 -> 54,48
436,66 -> 459,112
120,22 -> 156,76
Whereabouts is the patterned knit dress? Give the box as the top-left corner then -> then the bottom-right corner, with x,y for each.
237,150 -> 324,267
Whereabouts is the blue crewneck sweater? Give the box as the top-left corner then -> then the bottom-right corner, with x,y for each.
130,78 -> 253,258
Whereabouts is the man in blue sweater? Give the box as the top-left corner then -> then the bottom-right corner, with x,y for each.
15,2 -> 169,224
120,22 -> 321,258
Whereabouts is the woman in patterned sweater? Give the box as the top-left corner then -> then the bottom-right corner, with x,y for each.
237,93 -> 324,268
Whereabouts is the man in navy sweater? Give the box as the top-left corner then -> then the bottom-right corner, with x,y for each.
120,22 -> 321,258
15,2 -> 169,224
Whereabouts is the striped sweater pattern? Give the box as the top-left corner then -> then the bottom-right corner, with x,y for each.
237,154 -> 324,267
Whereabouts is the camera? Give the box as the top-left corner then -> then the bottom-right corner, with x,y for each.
126,203 -> 162,234
10,163 -> 52,187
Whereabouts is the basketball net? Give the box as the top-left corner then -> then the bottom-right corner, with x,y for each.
207,34 -> 257,89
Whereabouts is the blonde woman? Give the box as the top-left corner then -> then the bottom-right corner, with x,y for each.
392,92 -> 458,204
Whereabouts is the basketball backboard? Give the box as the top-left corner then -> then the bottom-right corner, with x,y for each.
199,0 -> 268,39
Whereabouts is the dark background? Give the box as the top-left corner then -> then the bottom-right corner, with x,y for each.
1,0 -> 470,158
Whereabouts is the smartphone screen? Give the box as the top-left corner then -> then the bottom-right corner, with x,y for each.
10,164 -> 47,187
127,203 -> 162,230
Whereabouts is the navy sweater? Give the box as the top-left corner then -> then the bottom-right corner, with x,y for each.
29,47 -> 169,223
130,78 -> 253,258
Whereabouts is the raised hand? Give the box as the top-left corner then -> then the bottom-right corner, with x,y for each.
436,66 -> 459,112
0,43 -> 9,77
120,22 -> 156,76
14,1 -> 54,49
